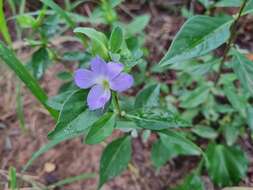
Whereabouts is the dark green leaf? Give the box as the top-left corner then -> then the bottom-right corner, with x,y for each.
86,113 -> 116,144
223,124 -> 240,146
247,107 -> 253,131
159,15 -> 232,67
48,90 -> 99,139
30,47 -> 51,79
171,173 -> 205,190
215,0 -> 243,7
99,136 -> 132,188
46,90 -> 73,110
159,130 -> 201,156
206,144 -> 248,187
151,139 -> 175,168
0,42 -> 58,119
109,26 -> 123,53
128,108 -> 189,130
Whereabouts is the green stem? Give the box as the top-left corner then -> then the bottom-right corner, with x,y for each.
112,92 -> 121,115
215,0 -> 249,84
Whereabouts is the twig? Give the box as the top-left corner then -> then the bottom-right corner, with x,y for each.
214,0 -> 249,84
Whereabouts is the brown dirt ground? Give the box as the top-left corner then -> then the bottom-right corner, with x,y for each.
1,1 -> 253,190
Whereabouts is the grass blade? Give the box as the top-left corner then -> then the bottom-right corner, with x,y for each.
48,173 -> 96,189
23,134 -> 80,172
8,167 -> 17,190
0,42 -> 58,119
0,0 -> 12,46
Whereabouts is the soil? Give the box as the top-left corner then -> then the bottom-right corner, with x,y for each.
1,1 -> 253,190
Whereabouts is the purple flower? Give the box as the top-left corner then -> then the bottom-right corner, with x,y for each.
74,56 -> 134,110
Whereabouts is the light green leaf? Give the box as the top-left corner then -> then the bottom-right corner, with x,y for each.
109,26 -> 123,53
0,42 -> 58,119
192,125 -> 218,139
8,167 -> 17,190
224,84 -> 247,117
0,0 -> 12,46
215,0 -> 243,7
99,136 -> 132,188
16,15 -> 36,28
231,50 -> 253,96
85,113 -> 116,144
159,130 -> 201,156
180,85 -> 211,108
206,144 -> 248,187
124,14 -> 150,35
223,124 -> 240,146
74,27 -> 109,59
135,84 -> 160,108
159,15 -> 233,67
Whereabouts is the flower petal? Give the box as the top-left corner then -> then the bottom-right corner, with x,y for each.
87,85 -> 111,110
74,69 -> 95,89
107,62 -> 124,79
90,56 -> 107,75
110,73 -> 134,92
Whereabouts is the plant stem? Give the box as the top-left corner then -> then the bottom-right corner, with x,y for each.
215,0 -> 249,84
112,92 -> 121,116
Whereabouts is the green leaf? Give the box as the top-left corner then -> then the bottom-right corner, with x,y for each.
151,139 -> 175,168
215,0 -> 243,7
159,15 -> 232,67
231,50 -> 253,96
128,108 -> 189,130
223,124 -> 240,146
135,84 -> 160,108
243,0 -> 253,15
40,0 -> 75,27
0,42 -> 58,119
109,26 -> 123,53
171,173 -> 205,190
159,130 -> 201,156
30,47 -> 51,79
16,15 -> 36,28
85,113 -> 116,144
224,84 -> 247,117
192,125 -> 218,139
8,167 -> 17,190
180,85 -> 211,108
99,136 -> 132,188
124,14 -> 150,35
247,107 -> 253,131
74,27 -> 109,59
206,144 -> 248,187
0,0 -> 12,46
48,90 -> 99,139
23,133 -> 80,172
46,90 -> 74,111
